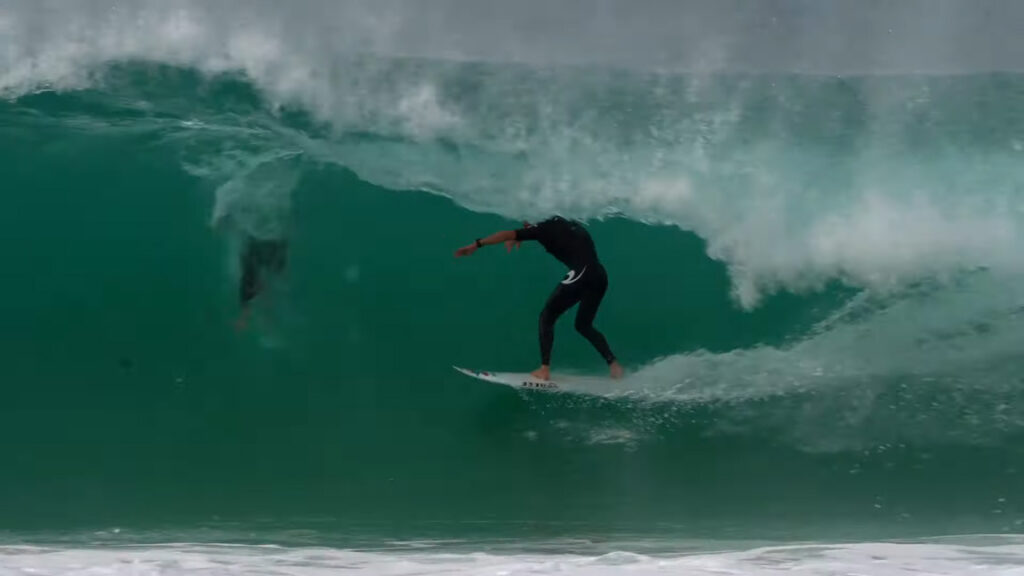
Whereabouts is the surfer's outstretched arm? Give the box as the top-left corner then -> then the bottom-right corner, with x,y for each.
454,230 -> 519,257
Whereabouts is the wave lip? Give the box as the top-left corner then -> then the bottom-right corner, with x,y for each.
6,22 -> 1024,307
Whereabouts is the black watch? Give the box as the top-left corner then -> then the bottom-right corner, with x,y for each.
475,238 -> 483,248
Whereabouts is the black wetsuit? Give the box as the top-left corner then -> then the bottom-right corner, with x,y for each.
514,217 -> 616,366
240,237 -> 288,305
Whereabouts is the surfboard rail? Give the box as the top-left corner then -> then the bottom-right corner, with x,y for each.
453,366 -> 562,390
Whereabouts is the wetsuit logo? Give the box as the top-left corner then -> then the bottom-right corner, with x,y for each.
561,267 -> 587,285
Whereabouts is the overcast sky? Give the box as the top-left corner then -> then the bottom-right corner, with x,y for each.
5,0 -> 1024,73
358,0 -> 1024,73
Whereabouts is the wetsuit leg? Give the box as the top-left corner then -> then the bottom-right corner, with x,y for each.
240,240 -> 261,305
574,267 -> 616,364
539,282 -> 583,366
239,238 -> 288,306
267,240 -> 288,274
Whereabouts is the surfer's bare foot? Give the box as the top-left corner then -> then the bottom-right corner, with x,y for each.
609,361 -> 624,379
531,365 -> 550,380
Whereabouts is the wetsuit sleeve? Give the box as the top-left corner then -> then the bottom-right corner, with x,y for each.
514,221 -> 549,242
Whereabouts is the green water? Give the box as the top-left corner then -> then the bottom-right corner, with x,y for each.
3,61 -> 1024,544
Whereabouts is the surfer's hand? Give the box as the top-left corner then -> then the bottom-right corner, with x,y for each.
454,244 -> 477,258
505,240 -> 521,253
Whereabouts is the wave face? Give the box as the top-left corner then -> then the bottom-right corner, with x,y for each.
3,1 -> 1024,541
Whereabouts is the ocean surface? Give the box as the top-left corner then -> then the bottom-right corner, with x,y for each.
4,1 -> 1024,574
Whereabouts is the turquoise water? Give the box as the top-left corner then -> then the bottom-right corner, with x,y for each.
5,61 -> 1024,539
4,3 -> 1024,574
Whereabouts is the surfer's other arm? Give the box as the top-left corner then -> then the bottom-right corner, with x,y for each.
454,230 -> 520,257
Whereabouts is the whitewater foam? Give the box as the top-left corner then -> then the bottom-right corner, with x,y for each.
3,539 -> 1024,576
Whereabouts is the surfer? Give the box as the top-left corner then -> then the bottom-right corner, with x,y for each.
236,235 -> 288,331
455,216 -> 624,380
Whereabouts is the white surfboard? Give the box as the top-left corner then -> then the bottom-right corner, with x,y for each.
453,366 -> 615,395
